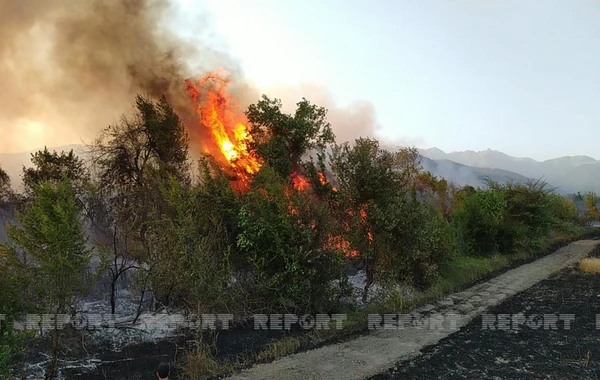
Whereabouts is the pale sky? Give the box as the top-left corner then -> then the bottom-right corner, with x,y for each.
181,0 -> 600,161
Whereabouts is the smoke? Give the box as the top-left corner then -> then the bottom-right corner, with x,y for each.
0,0 -> 421,157
266,83 -> 425,149
0,0 -> 242,153
266,83 -> 381,145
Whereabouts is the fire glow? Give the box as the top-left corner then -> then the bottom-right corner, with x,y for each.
184,69 -> 364,257
185,70 -> 262,187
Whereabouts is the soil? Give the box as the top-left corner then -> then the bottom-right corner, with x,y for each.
371,245 -> 600,380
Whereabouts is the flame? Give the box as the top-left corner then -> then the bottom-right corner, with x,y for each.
184,69 -> 361,257
318,171 -> 338,192
318,172 -> 327,186
326,233 -> 359,257
291,171 -> 310,191
185,69 -> 261,189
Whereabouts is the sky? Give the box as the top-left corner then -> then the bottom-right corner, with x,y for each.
181,0 -> 600,161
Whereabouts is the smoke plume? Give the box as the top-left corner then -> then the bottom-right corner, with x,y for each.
0,0 -> 416,156
0,0 -> 242,153
267,83 -> 424,148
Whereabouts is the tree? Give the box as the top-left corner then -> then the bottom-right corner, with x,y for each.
92,95 -> 189,191
245,95 -> 335,179
584,191 -> 599,221
330,139 -> 450,298
145,159 -> 240,310
0,164 -> 10,203
22,147 -> 89,194
89,95 -> 192,312
91,95 -> 190,252
236,167 -> 349,313
1,179 -> 92,378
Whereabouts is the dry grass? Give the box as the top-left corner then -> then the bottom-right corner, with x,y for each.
179,342 -> 219,380
579,258 -> 600,273
257,337 -> 301,362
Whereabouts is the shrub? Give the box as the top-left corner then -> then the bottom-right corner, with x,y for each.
452,187 -> 506,256
236,167 -> 349,313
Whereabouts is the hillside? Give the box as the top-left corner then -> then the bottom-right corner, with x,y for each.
419,156 -> 536,191
0,144 -> 557,194
420,148 -> 600,194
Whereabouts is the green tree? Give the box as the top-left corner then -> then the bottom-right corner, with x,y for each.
90,95 -> 190,259
147,159 -> 241,310
330,138 -> 451,297
584,191 -> 599,221
0,164 -> 10,204
92,95 -> 189,191
245,95 -> 335,179
2,179 -> 92,378
22,147 -> 89,194
452,187 -> 507,256
236,167 -> 349,313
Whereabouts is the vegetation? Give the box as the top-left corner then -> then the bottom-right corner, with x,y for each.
0,93 -> 595,378
1,179 -> 93,378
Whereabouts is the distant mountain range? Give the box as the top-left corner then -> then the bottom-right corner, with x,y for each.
419,148 -> 600,194
0,145 -> 598,195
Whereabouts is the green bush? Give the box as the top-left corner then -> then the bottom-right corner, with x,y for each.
236,167 -> 349,313
452,187 -> 506,256
148,160 -> 240,311
452,180 -> 580,257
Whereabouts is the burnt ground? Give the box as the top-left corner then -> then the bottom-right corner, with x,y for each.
371,246 -> 600,380
12,233 -> 600,380
18,324 -> 306,380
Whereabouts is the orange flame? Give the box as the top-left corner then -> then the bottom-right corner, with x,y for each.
291,171 -> 310,191
185,70 -> 261,189
318,172 -> 327,185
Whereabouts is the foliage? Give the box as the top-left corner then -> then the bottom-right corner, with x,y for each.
147,159 -> 240,310
0,165 -> 13,207
330,138 -> 453,295
452,179 -> 580,256
1,179 -> 92,378
246,95 -> 335,178
22,147 -> 89,195
236,167 -> 349,313
583,191 -> 599,221
452,187 -> 507,256
92,95 -> 189,191
3,179 -> 92,311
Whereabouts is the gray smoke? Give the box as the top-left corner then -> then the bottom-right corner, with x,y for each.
267,83 -> 424,148
0,0 -> 242,153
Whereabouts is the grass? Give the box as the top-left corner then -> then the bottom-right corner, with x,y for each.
187,227 -> 599,379
579,258 -> 600,273
256,336 -> 301,362
178,342 -> 220,380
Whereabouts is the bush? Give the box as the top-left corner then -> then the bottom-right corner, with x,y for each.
452,180 -> 581,257
452,187 -> 506,256
148,160 -> 240,311
236,167 -> 349,313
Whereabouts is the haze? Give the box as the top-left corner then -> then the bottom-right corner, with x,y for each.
2,0 -> 599,162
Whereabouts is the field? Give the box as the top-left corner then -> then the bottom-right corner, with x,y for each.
373,244 -> 600,380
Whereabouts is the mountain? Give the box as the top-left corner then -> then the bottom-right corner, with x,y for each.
419,156 -> 535,191
0,144 -> 588,195
420,148 -> 600,194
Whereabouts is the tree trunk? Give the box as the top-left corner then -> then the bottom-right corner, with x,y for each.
45,311 -> 61,379
110,275 -> 117,314
362,262 -> 373,303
